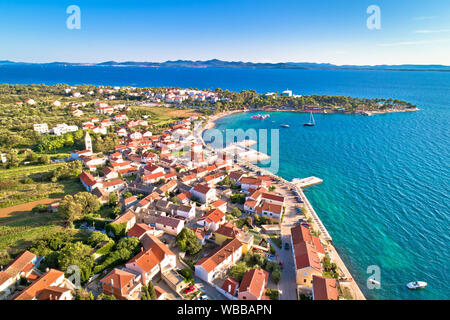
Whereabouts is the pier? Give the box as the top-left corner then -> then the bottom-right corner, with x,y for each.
292,176 -> 323,188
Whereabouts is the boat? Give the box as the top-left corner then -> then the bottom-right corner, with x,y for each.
251,114 -> 270,120
303,112 -> 315,126
406,281 -> 427,290
280,124 -> 290,128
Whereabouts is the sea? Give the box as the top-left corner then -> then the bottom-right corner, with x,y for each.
0,64 -> 449,300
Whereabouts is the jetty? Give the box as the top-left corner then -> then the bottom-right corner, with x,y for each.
292,176 -> 323,188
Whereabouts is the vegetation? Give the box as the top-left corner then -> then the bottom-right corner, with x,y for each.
230,193 -> 246,204
176,228 -> 202,255
141,281 -> 157,300
266,288 -> 279,300
228,252 -> 282,283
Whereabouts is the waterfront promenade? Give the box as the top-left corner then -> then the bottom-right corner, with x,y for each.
198,114 -> 366,300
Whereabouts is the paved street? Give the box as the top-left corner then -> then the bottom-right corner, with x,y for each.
194,277 -> 227,300
274,183 -> 301,300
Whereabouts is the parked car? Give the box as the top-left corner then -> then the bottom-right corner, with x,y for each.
278,261 -> 284,269
184,285 -> 196,294
199,295 -> 210,300
284,243 -> 290,250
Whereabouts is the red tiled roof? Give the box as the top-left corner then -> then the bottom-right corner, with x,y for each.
239,268 -> 268,298
113,210 -> 135,225
214,222 -> 242,239
127,248 -> 160,272
79,171 -> 97,187
193,183 -> 211,195
221,277 -> 239,295
195,238 -> 242,273
199,209 -> 225,224
14,269 -> 64,300
127,223 -> 153,238
291,225 -> 312,244
100,268 -> 135,291
312,275 -> 339,300
293,241 -> 322,272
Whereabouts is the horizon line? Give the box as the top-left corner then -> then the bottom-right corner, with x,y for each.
1,58 -> 450,68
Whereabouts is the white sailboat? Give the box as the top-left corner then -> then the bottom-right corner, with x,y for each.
303,112 -> 315,126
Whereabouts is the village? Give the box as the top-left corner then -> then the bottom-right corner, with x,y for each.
0,93 -> 352,301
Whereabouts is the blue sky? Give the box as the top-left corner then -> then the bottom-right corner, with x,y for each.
1,0 -> 449,65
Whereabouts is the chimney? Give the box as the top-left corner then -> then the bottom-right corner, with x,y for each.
111,279 -> 114,287
228,284 -> 231,293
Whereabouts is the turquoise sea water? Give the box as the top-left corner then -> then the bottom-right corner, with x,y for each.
1,65 -> 449,299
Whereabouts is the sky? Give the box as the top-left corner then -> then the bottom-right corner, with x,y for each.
1,0 -> 449,65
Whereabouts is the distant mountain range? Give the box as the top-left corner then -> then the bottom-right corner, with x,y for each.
1,59 -> 449,71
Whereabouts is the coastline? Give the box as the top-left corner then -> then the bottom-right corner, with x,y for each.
199,111 -> 366,300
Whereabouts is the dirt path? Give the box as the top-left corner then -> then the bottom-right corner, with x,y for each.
0,198 -> 61,218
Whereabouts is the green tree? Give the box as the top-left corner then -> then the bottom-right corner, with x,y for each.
57,241 -> 95,282
176,228 -> 201,255
58,195 -> 83,224
231,207 -> 241,218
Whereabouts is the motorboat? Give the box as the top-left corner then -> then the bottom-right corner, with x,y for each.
406,281 -> 427,289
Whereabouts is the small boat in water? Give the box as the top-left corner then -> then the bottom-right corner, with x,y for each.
251,114 -> 270,120
406,281 -> 427,290
303,112 -> 315,127
280,124 -> 290,128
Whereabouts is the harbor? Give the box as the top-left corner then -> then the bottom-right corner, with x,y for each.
199,113 -> 366,300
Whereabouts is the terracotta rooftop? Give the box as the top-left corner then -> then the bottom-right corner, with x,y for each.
239,268 -> 269,298
195,238 -> 242,273
312,275 -> 339,300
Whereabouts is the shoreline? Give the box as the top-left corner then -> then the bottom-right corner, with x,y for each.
199,111 -> 366,300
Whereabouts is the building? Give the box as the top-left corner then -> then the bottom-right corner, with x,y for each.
210,199 -> 227,212
290,225 -> 322,290
14,269 -> 75,300
255,202 -> 283,221
85,132 -> 93,152
197,209 -> 226,232
126,234 -> 176,284
111,210 -> 136,232
214,223 -> 253,254
79,171 -> 102,192
176,204 -> 196,220
312,275 -> 339,300
0,251 -> 39,299
33,123 -> 49,134
194,238 -> 243,283
190,184 -> 216,204
155,215 -> 184,236
238,268 -> 269,300
100,268 -> 142,300
221,277 -> 239,297
127,223 -> 154,239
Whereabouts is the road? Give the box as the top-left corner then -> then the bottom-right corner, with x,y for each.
275,183 -> 301,300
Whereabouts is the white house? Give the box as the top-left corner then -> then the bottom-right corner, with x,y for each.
125,235 -> 176,285
155,216 -> 184,236
176,204 -> 196,220
194,238 -> 243,283
190,184 -> 216,204
197,209 -> 226,232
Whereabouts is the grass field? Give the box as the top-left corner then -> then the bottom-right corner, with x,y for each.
0,210 -> 64,264
0,162 -> 84,208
